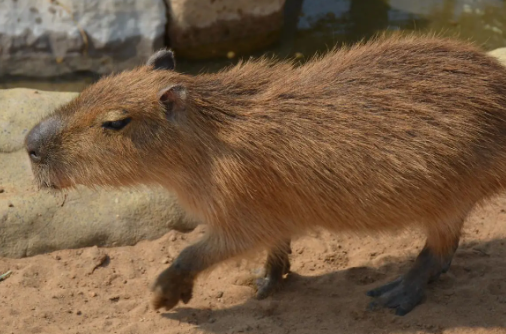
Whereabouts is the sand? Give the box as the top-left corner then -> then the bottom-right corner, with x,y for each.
1,195 -> 506,334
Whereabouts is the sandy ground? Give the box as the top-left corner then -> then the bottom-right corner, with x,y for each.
1,196 -> 506,334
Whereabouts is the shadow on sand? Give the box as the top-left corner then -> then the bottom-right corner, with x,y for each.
159,237 -> 506,334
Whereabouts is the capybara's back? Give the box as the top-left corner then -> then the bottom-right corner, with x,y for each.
24,34 -> 506,316
216,36 -> 506,241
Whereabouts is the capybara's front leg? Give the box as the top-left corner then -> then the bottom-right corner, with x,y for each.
151,231 -> 249,311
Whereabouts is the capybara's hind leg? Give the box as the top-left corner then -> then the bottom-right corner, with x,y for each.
367,217 -> 463,316
151,230 -> 254,311
256,239 -> 292,300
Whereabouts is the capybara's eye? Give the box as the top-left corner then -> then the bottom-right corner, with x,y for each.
102,117 -> 132,131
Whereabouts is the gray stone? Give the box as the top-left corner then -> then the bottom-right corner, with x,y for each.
0,88 -> 198,258
0,89 -> 78,153
0,0 -> 167,78
166,0 -> 286,59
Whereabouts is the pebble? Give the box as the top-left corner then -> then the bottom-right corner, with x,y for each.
109,296 -> 120,302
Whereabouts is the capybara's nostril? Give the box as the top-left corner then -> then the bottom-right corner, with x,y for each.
25,123 -> 44,163
28,150 -> 41,163
25,117 -> 60,164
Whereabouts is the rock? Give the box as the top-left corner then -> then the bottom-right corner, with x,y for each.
0,0 -> 166,78
0,89 -> 78,153
84,246 -> 109,275
489,47 -> 506,66
166,0 -> 286,59
0,88 -> 199,259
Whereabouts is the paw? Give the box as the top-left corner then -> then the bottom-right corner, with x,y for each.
256,277 -> 279,300
255,271 -> 288,300
151,266 -> 195,311
366,276 -> 426,316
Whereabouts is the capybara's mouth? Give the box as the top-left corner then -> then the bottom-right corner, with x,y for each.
30,166 -> 72,192
42,183 -> 62,191
44,177 -> 74,191
39,180 -> 75,193
37,179 -> 63,191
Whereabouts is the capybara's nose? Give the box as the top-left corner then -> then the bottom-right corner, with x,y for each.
25,117 -> 59,164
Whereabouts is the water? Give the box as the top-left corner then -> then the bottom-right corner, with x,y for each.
1,0 -> 505,92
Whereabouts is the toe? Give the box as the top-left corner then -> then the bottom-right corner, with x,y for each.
256,276 -> 283,300
255,278 -> 273,300
366,276 -> 403,297
396,291 -> 424,316
395,306 -> 410,316
395,300 -> 418,316
152,291 -> 180,311
180,285 -> 193,304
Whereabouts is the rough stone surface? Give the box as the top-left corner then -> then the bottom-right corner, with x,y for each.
0,89 -> 78,153
0,88 -> 198,258
489,47 -> 506,65
166,0 -> 286,59
0,0 -> 167,78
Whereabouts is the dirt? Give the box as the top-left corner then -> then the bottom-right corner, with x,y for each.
1,195 -> 506,334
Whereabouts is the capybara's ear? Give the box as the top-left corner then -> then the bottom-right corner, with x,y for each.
147,49 -> 176,71
158,84 -> 187,121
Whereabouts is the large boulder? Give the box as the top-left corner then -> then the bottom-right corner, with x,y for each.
0,0 -> 166,78
489,47 -> 506,65
165,0 -> 286,59
0,88 -> 198,258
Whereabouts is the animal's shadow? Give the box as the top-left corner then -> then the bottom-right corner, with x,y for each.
160,238 -> 506,334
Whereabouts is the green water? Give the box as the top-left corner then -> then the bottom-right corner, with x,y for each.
2,0 -> 505,92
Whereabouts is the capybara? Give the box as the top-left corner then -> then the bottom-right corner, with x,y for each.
25,33 -> 506,316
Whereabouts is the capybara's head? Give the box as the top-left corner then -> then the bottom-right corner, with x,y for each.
24,50 -> 195,190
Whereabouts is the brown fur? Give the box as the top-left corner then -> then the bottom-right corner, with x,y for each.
26,33 -> 506,311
